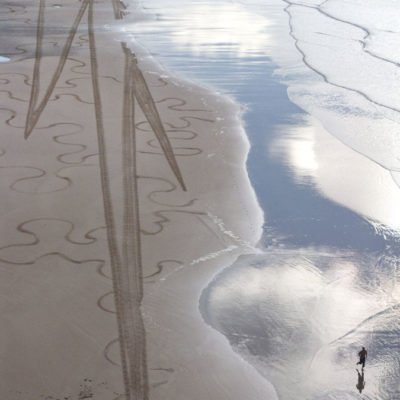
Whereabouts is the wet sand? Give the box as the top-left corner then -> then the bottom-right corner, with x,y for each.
0,1 -> 274,399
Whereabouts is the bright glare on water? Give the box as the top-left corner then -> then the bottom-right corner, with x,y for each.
126,1 -> 400,399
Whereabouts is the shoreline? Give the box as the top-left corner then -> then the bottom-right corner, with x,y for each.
0,1 -> 272,399
129,1 -> 400,399
4,1 -> 398,398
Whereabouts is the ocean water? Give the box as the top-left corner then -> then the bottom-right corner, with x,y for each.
125,1 -> 400,398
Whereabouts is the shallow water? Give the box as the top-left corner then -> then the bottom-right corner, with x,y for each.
126,0 -> 398,249
1,0 -> 398,398
126,0 -> 400,399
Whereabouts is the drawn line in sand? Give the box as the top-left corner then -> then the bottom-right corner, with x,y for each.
24,0 -> 89,139
117,42 -> 148,399
23,1 -> 189,398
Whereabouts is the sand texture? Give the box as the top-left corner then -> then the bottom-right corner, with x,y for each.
0,1 -> 273,399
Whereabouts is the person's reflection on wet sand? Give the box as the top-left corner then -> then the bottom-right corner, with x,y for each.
356,369 -> 365,393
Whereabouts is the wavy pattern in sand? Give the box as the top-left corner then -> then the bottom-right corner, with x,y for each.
0,72 -> 32,87
138,175 -> 197,207
23,0 -> 90,139
0,0 -> 226,397
148,76 -> 169,88
0,165 -> 72,193
0,90 -> 28,102
50,92 -> 94,104
0,218 -> 106,266
0,119 -> 95,193
97,291 -> 116,314
144,260 -> 184,280
140,209 -> 206,236
52,123 -> 91,164
143,139 -> 202,157
104,338 -> 121,366
156,97 -> 212,112
136,119 -> 207,157
0,106 -> 21,128
56,74 -> 122,89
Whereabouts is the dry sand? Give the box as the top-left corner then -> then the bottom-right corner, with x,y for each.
0,1 -> 275,399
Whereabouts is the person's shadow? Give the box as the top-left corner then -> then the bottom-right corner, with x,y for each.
356,369 -> 365,393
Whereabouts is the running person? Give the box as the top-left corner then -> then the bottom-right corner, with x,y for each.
357,347 -> 367,369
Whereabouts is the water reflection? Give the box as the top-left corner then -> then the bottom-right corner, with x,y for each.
125,0 -> 400,245
271,116 -> 400,231
356,369 -> 365,394
125,0 -> 271,58
201,246 -> 400,399
272,122 -> 319,183
126,0 -> 400,398
118,0 -> 273,91
160,2 -> 270,57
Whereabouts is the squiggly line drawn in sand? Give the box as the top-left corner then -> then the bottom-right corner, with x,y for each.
136,121 -> 203,157
137,175 -> 197,207
164,115 -> 215,130
0,72 -> 32,87
97,291 -> 116,314
0,106 -> 20,127
140,209 -> 206,236
150,365 -> 175,390
68,57 -> 90,75
141,138 -> 202,157
0,218 -> 105,255
136,122 -> 199,141
51,123 -> 89,164
0,90 -> 28,102
149,77 -> 168,88
24,0 -> 90,139
143,260 -> 183,280
24,1 -> 189,398
0,165 -> 71,194
56,75 -> 121,90
50,92 -> 94,104
26,0 -> 185,188
104,338 -> 121,366
156,97 -> 212,113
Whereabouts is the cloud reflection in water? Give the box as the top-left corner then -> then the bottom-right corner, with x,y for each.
202,247 -> 400,399
271,116 -> 400,232
124,0 -> 271,58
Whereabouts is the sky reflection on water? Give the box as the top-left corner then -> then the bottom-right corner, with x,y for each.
127,0 -> 399,250
129,1 -> 400,398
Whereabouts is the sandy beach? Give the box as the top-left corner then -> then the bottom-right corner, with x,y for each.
2,0 -> 400,399
0,1 -> 276,399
